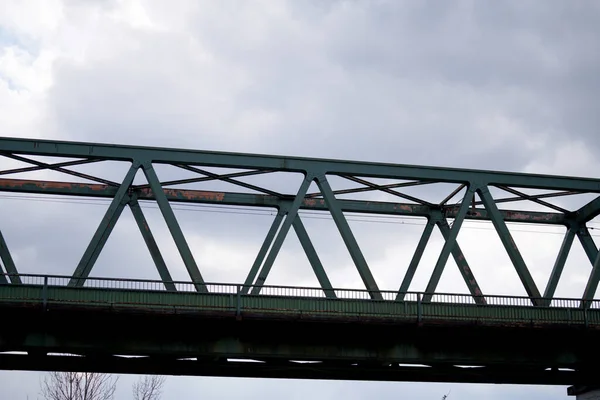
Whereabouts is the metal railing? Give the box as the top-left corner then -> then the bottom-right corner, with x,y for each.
1,272 -> 599,309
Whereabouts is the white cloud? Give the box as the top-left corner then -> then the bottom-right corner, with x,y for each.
1,1 -> 599,399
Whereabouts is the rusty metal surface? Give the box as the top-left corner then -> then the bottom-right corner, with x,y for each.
0,178 -> 567,224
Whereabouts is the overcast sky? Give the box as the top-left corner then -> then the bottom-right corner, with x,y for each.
2,0 -> 600,399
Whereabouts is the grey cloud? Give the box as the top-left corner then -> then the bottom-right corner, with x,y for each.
2,1 -> 600,399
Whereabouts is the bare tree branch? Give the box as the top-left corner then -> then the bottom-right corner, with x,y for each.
40,372 -> 118,400
133,375 -> 166,400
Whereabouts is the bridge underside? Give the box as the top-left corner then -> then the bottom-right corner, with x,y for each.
0,302 -> 599,386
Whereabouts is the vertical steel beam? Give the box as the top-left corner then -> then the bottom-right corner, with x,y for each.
0,229 -> 20,284
436,218 -> 486,305
423,186 -> 475,302
292,215 -> 336,298
315,174 -> 382,300
250,175 -> 313,294
142,162 -> 206,292
396,219 -> 435,301
128,196 -> 176,291
68,164 -> 139,287
543,228 -> 576,301
242,210 -> 285,294
477,186 -> 543,305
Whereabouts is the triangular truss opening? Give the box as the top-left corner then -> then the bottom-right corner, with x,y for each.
476,185 -> 545,304
147,164 -> 306,197
0,153 -> 131,186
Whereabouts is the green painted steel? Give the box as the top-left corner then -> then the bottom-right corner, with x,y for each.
423,188 -> 475,302
576,196 -> 600,223
0,178 -> 566,225
434,215 -> 485,303
142,163 -> 206,292
0,229 -> 19,284
68,165 -> 139,286
1,274 -> 599,326
250,175 -> 313,295
316,175 -> 383,300
478,186 -> 543,304
544,228 -> 576,300
1,136 -> 600,311
292,216 -> 336,298
2,136 -> 600,191
242,211 -> 285,294
582,252 -> 600,305
396,220 -> 435,301
129,196 -> 176,291
577,227 -> 598,265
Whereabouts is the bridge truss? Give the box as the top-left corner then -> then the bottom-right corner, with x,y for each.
0,136 -> 600,306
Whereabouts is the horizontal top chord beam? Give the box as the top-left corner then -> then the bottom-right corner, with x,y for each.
1,136 -> 599,191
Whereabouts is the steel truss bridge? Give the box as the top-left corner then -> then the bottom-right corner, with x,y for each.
1,136 -> 600,389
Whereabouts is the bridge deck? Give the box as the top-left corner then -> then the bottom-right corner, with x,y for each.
2,274 -> 600,386
1,274 -> 599,327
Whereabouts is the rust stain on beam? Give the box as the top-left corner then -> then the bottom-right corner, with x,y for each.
445,206 -> 562,224
141,188 -> 226,202
0,178 -> 566,224
0,178 -> 112,193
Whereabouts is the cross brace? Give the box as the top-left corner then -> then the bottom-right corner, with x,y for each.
1,135 -> 600,305
1,136 -> 600,191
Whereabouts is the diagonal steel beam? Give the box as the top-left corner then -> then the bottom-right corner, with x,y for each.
582,250 -> 600,308
0,264 -> 7,284
0,178 -> 569,225
142,163 -> 206,293
305,180 -> 428,199
292,215 -> 336,298
342,176 -> 433,206
177,165 -> 283,197
242,210 -> 285,294
396,219 -> 435,301
495,186 -> 568,213
543,228 -> 576,301
423,187 -> 475,303
68,164 -> 140,287
435,217 -> 486,305
0,158 -> 98,176
3,136 -> 600,191
572,226 -> 600,308
0,228 -> 20,284
128,195 -> 176,291
440,184 -> 466,206
250,175 -> 313,294
576,226 -> 598,266
576,196 -> 600,224
471,190 -> 578,207
579,223 -> 600,306
0,153 -> 118,186
316,174 -> 382,300
477,185 -> 542,305
135,169 -> 275,190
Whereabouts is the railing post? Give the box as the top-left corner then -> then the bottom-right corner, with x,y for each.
42,276 -> 48,311
236,285 -> 241,318
417,293 -> 422,324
